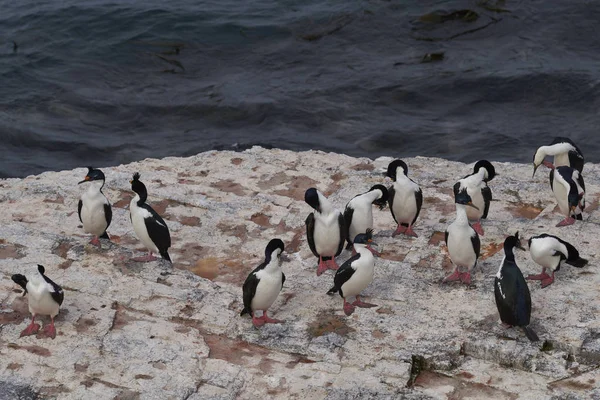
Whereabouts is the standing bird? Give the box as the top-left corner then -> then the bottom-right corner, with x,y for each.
327,230 -> 377,316
455,160 -> 496,236
11,265 -> 64,339
443,185 -> 480,285
532,137 -> 584,177
386,160 -> 423,238
304,188 -> 346,276
550,166 -> 585,227
78,167 -> 112,247
344,185 -> 388,255
527,233 -> 588,288
129,172 -> 171,262
240,239 -> 286,327
494,232 -> 539,342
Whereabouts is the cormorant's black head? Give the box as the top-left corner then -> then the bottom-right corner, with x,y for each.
304,188 -> 321,213
78,167 -> 106,184
504,231 -> 525,252
353,228 -> 374,245
453,184 -> 479,210
130,172 -> 148,199
386,160 -> 408,182
370,185 -> 389,209
473,160 -> 496,182
265,238 -> 285,259
11,274 -> 28,296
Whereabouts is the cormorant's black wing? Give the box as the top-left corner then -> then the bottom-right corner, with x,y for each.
281,272 -> 286,288
413,186 -> 423,225
77,199 -> 83,223
494,276 -> 515,326
41,273 -> 64,306
471,231 -> 481,259
104,203 -> 113,229
343,206 -> 354,248
305,213 -> 319,258
241,263 -> 264,316
142,204 -> 171,251
387,185 -> 397,223
481,185 -> 492,219
336,212 -> 346,257
549,168 -> 554,190
331,253 -> 361,297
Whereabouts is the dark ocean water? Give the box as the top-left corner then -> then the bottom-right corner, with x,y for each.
1,0 -> 600,178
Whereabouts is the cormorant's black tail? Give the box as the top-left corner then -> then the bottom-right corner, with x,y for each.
160,250 -> 172,263
566,257 -> 588,268
327,286 -> 338,295
100,231 -> 110,240
240,308 -> 249,317
522,326 -> 539,342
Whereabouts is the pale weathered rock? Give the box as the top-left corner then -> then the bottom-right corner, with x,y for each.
1,147 -> 600,399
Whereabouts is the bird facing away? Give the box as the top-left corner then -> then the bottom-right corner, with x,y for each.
494,232 -> 539,342
78,167 -> 112,247
327,230 -> 377,316
455,160 -> 496,236
532,137 -> 584,177
526,233 -> 588,288
386,159 -> 423,238
550,166 -> 585,227
129,172 -> 172,262
344,185 -> 388,256
11,264 -> 64,339
304,188 -> 346,276
240,239 -> 287,327
443,185 -> 481,285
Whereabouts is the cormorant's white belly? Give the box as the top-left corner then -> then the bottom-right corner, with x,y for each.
552,181 -> 569,216
447,226 -> 477,268
251,273 -> 282,311
392,189 -> 417,225
81,194 -> 108,236
130,202 -> 159,253
313,214 -> 341,257
466,188 -> 484,221
28,287 -> 59,317
341,266 -> 374,298
349,208 -> 373,240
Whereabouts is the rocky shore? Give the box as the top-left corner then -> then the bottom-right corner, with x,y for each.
1,147 -> 599,399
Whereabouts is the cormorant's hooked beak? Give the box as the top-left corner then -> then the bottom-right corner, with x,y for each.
570,205 -> 577,214
78,175 -> 91,184
532,163 -> 539,178
515,242 -> 526,251
367,238 -> 379,247
467,201 -> 479,211
279,253 -> 291,262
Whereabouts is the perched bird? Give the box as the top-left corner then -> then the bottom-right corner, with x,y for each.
532,137 -> 584,177
443,185 -> 480,285
455,160 -> 496,236
494,232 -> 539,342
129,172 -> 172,262
344,184 -> 388,255
240,239 -> 286,327
327,230 -> 377,316
386,159 -> 423,238
78,167 -> 112,247
527,233 -> 588,288
11,265 -> 64,339
304,188 -> 346,276
550,166 -> 585,227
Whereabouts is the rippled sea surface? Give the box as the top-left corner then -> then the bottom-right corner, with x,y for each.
1,0 -> 599,178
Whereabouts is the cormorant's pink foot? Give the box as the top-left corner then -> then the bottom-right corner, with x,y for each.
404,226 -> 418,238
542,160 -> 555,169
540,273 -> 555,288
392,225 -> 406,237
526,270 -> 550,281
352,296 -> 377,308
443,269 -> 461,283
317,257 -> 328,276
326,259 -> 339,271
501,323 -> 513,329
262,312 -> 282,324
89,236 -> 101,247
460,272 -> 471,285
20,321 -> 40,337
351,248 -> 357,256
556,217 -> 575,227
471,222 -> 484,236
40,322 -> 57,339
343,300 -> 355,316
252,315 -> 266,327
132,253 -> 158,262
367,245 -> 380,257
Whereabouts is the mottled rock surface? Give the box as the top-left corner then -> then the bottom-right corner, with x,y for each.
1,147 -> 599,399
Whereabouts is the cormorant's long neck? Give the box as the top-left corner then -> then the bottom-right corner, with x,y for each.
504,245 -> 516,262
264,253 -> 281,273
455,204 -> 469,224
136,189 -> 147,204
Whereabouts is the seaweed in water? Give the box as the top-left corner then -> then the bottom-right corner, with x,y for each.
419,9 -> 480,24
421,52 -> 445,63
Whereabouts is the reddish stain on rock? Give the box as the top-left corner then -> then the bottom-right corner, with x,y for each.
178,216 -> 201,226
307,311 -> 355,337
0,240 -> 25,259
7,363 -> 23,370
231,158 -> 244,165
217,222 -> 248,241
204,334 -> 271,366
351,163 -> 374,171
113,191 -> 134,209
8,343 -> 51,357
43,194 -> 65,204
376,307 -> 394,315
508,202 -> 544,219
59,260 -> 73,270
210,179 -> 247,196
429,231 -> 446,246
74,363 -> 89,372
191,257 -> 220,280
257,172 -> 289,190
52,240 -> 73,259
481,242 -> 504,260
274,176 -> 319,201
251,213 -> 271,227
74,317 -> 98,333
